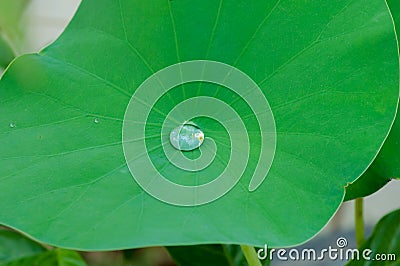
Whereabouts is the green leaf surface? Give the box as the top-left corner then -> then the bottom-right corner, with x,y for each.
3,249 -> 87,266
346,209 -> 400,266
0,229 -> 85,265
0,229 -> 45,264
0,0 -> 399,250
345,0 -> 400,201
344,171 -> 393,201
0,37 -> 14,69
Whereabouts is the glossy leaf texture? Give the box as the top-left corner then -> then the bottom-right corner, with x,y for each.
0,0 -> 399,249
345,0 -> 400,201
346,209 -> 400,266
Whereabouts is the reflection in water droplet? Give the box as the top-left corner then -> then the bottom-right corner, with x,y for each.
94,118 -> 99,124
170,123 -> 204,151
9,123 -> 16,128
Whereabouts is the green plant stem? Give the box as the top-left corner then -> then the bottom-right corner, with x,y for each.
240,245 -> 262,266
355,197 -> 365,248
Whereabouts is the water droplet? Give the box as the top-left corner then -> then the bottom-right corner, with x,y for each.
9,123 -> 16,128
170,123 -> 204,151
94,118 -> 99,124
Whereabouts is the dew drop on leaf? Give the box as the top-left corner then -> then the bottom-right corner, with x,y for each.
169,123 -> 204,151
